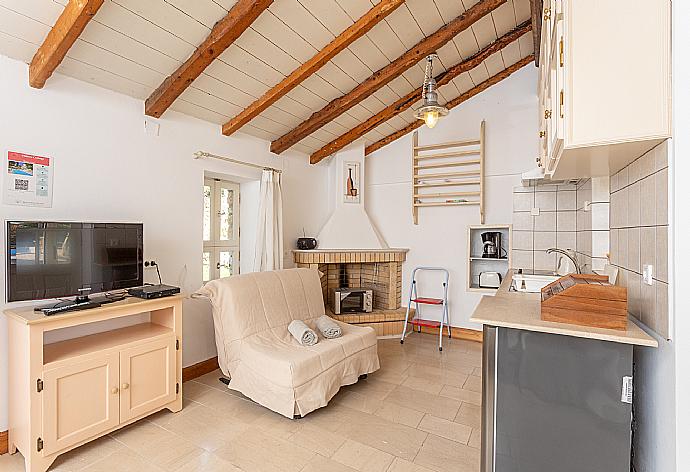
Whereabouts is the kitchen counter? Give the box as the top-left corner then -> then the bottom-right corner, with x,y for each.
470,270 -> 657,347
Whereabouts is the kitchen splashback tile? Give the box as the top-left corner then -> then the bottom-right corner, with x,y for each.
513,192 -> 534,212
656,168 -> 668,225
627,181 -> 641,227
655,282 -> 669,339
557,232 -> 576,251
639,176 -> 656,226
618,228 -> 629,270
656,226 -> 668,283
533,250 -> 557,272
512,231 -> 534,251
627,227 -> 641,273
556,211 -> 577,232
534,212 -> 556,232
655,141 -> 668,171
512,212 -> 533,231
511,250 -> 533,271
557,190 -> 577,211
640,227 -> 655,271
534,232 -> 556,251
535,191 -> 557,211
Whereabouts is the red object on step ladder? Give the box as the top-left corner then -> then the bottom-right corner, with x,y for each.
401,267 -> 450,351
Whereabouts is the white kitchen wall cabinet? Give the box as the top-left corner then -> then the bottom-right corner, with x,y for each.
538,0 -> 671,179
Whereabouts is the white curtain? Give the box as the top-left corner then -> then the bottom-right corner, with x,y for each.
254,169 -> 284,271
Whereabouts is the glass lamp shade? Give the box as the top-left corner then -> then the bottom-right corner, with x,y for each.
414,104 -> 448,129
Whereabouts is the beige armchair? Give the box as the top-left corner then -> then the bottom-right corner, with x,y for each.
199,268 -> 380,418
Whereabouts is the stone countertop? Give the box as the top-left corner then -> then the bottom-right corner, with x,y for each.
469,270 -> 658,347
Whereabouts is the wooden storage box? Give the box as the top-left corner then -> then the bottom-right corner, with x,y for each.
540,274 -> 628,331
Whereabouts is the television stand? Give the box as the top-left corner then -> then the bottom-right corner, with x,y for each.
6,295 -> 183,472
34,295 -> 126,316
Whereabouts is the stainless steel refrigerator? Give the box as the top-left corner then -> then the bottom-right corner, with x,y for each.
481,326 -> 634,472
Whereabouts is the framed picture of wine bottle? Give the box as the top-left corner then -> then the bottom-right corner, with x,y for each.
343,161 -> 360,203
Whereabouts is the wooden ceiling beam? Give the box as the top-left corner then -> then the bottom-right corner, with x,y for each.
364,55 -> 534,156
145,0 -> 273,118
529,0 -> 543,66
221,0 -> 405,137
29,0 -> 104,89
269,0 -> 507,155
309,21 -> 532,164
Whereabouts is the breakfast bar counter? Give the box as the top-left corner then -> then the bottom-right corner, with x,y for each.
471,270 -> 657,472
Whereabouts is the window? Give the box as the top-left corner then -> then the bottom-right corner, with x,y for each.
203,178 -> 240,282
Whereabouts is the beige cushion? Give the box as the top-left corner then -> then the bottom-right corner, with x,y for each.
199,268 -> 379,418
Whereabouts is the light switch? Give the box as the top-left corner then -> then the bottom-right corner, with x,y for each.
530,208 -> 540,216
643,265 -> 654,285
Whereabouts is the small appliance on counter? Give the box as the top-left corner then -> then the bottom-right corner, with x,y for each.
479,271 -> 502,289
333,287 -> 373,314
481,231 -> 505,258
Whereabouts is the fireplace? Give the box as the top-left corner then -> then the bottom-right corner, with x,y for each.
294,249 -> 410,337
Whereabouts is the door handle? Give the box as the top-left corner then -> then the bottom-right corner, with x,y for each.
216,262 -> 221,269
121,383 -> 130,390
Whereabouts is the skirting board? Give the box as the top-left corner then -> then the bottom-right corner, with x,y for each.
182,356 -> 219,382
0,429 -> 8,455
416,325 -> 483,343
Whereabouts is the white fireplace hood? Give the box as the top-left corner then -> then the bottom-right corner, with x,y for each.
316,142 -> 389,250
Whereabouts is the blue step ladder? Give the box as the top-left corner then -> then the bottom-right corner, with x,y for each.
400,267 -> 450,351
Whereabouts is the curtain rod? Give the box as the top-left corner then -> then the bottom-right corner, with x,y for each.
194,151 -> 282,173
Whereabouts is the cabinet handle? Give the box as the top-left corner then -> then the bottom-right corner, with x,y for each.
122,383 -> 130,390
560,91 -> 564,118
111,387 -> 119,395
559,38 -> 564,67
544,110 -> 552,119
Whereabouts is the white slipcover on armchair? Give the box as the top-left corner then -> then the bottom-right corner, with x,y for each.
198,268 -> 380,418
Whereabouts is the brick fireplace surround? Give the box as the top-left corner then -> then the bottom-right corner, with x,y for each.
294,249 -> 410,337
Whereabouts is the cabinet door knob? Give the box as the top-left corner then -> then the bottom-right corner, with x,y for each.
122,383 -> 130,390
111,387 -> 119,395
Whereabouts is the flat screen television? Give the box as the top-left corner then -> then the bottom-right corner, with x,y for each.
6,221 -> 143,302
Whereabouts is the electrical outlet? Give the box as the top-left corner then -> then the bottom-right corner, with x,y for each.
643,264 -> 654,285
530,208 -> 540,216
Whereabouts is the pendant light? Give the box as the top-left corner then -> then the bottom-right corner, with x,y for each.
414,54 -> 449,129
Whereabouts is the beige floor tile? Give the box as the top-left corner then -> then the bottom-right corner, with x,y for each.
192,370 -> 227,391
454,403 -> 481,429
373,402 -> 425,428
468,429 -> 481,449
368,367 -> 410,385
438,386 -> 482,406
82,447 -> 161,472
0,452 -> 27,472
385,385 -> 461,421
414,434 -> 480,472
401,376 -> 443,395
301,454 -> 359,472
287,423 -> 347,458
160,407 -> 250,452
405,364 -> 470,388
344,377 -> 398,400
134,434 -> 204,470
463,375 -> 482,393
174,451 -> 242,472
418,414 -> 472,444
331,439 -> 394,472
49,436 -> 124,471
214,427 -> 315,472
252,409 -> 304,439
338,414 -> 428,461
109,420 -> 176,455
387,457 -> 436,472
472,367 -> 482,377
333,390 -> 385,414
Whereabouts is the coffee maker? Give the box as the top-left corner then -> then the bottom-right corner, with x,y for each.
481,231 -> 502,258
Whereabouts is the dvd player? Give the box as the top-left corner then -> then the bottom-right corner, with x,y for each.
127,284 -> 180,300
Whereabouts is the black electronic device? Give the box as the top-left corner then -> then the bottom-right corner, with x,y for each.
7,221 -> 143,312
127,284 -> 180,300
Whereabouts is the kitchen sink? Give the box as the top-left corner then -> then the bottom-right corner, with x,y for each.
511,273 -> 561,293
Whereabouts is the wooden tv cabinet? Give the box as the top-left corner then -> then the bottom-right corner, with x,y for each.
5,296 -> 183,472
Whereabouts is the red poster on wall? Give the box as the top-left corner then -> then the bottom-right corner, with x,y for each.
3,151 -> 54,207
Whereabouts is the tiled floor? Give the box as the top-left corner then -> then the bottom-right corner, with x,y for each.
0,334 -> 482,472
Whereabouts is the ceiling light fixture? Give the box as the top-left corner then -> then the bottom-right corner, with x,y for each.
414,54 -> 449,129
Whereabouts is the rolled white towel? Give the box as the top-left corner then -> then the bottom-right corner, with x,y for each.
315,315 -> 342,339
288,320 -> 318,346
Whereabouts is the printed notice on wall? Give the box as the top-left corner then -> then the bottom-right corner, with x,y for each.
4,151 -> 54,207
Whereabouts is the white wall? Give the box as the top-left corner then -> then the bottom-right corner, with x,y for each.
0,56 -> 330,431
365,66 -> 539,329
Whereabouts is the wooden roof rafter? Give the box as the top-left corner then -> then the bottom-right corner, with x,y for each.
221,0 -> 406,137
269,0 -> 508,155
309,21 -> 533,164
364,55 -> 535,156
145,0 -> 274,119
29,0 -> 104,89
529,0 -> 544,66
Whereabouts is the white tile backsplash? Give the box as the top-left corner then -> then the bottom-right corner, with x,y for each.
535,191 -> 557,211
610,141 -> 669,338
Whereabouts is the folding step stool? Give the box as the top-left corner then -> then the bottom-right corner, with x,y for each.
400,267 -> 450,351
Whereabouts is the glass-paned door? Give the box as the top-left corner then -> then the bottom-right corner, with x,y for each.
203,178 -> 240,282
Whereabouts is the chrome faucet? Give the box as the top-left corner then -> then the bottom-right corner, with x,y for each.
546,248 -> 581,274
